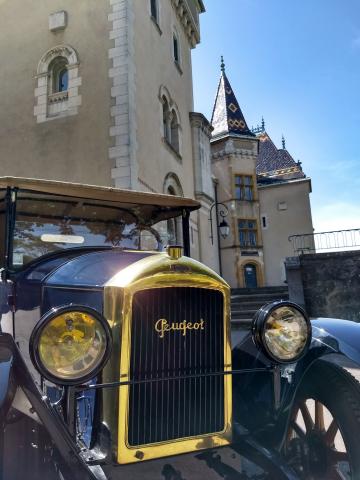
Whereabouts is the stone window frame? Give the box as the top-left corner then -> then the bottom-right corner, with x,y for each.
159,85 -> 182,160
34,45 -> 82,123
238,218 -> 258,247
234,173 -> 255,201
163,171 -> 184,197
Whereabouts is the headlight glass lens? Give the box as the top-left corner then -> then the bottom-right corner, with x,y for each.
37,310 -> 108,381
263,305 -> 309,361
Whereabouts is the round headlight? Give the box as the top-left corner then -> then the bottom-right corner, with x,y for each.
30,306 -> 112,385
252,301 -> 311,363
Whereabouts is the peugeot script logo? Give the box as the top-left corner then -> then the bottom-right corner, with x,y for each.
154,318 -> 205,339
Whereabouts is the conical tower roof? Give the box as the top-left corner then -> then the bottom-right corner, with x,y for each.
211,58 -> 254,139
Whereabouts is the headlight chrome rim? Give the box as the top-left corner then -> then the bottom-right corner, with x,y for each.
30,305 -> 112,385
252,301 -> 311,364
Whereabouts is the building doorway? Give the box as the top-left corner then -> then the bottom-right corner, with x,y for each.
244,263 -> 258,288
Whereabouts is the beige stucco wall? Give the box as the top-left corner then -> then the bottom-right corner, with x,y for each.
133,1 -> 195,199
132,1 -> 213,263
0,0 -> 218,267
0,0 -> 113,185
259,178 -> 313,285
195,198 -> 219,272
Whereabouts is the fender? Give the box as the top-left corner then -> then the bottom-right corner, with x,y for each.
310,318 -> 360,365
266,318 -> 360,448
0,333 -> 16,420
272,318 -> 360,448
288,317 -> 360,405
231,317 -> 360,451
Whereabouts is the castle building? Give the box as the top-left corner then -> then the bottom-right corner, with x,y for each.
0,0 -> 313,287
210,61 -> 313,287
0,0 -> 219,270
256,128 -> 313,286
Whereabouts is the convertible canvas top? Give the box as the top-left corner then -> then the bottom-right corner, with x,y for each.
0,177 -> 200,211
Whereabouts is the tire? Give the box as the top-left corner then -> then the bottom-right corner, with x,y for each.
285,359 -> 360,479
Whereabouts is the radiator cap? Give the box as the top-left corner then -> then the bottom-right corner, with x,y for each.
166,245 -> 182,260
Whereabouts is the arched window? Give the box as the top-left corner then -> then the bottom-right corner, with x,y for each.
159,86 -> 181,158
167,186 -> 177,243
34,45 -> 81,123
173,34 -> 179,63
170,109 -> 179,153
150,0 -> 158,23
58,68 -> 68,92
163,173 -> 184,245
49,57 -> 69,93
167,186 -> 178,244
162,96 -> 170,142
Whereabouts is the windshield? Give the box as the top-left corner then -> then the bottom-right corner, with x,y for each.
12,192 -> 182,267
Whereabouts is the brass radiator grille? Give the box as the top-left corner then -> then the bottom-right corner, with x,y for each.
128,287 -> 225,446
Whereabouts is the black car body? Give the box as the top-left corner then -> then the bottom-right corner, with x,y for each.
1,177 -> 360,480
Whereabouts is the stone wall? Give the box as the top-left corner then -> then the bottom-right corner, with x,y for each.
286,250 -> 360,321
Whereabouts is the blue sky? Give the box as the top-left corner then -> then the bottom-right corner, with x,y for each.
192,0 -> 360,233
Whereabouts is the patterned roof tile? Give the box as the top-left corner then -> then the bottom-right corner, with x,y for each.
256,132 -> 305,180
211,71 -> 254,138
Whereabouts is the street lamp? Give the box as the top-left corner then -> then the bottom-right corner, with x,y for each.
209,202 -> 229,244
219,219 -> 230,240
209,201 -> 229,277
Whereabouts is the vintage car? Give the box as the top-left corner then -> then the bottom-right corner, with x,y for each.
1,176 -> 360,480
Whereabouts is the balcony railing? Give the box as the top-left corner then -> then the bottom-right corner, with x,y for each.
48,91 -> 68,104
289,228 -> 360,255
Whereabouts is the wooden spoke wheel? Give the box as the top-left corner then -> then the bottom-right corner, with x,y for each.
285,361 -> 360,479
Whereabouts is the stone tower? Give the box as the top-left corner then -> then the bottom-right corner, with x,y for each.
211,60 -> 265,287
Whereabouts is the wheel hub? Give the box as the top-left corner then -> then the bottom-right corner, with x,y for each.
306,432 -> 330,475
287,432 -> 329,477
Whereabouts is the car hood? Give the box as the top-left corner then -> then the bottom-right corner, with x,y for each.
43,250 -> 156,288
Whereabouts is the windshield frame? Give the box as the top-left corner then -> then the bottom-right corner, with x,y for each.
5,187 -> 192,272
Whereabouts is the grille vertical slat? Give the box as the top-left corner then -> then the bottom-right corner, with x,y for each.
129,287 -> 224,446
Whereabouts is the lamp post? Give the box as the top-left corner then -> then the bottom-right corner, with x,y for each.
209,199 -> 229,276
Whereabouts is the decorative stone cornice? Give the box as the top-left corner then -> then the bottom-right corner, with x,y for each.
211,140 -> 258,160
170,0 -> 201,48
48,91 -> 68,104
212,150 -> 255,160
189,112 -> 213,138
